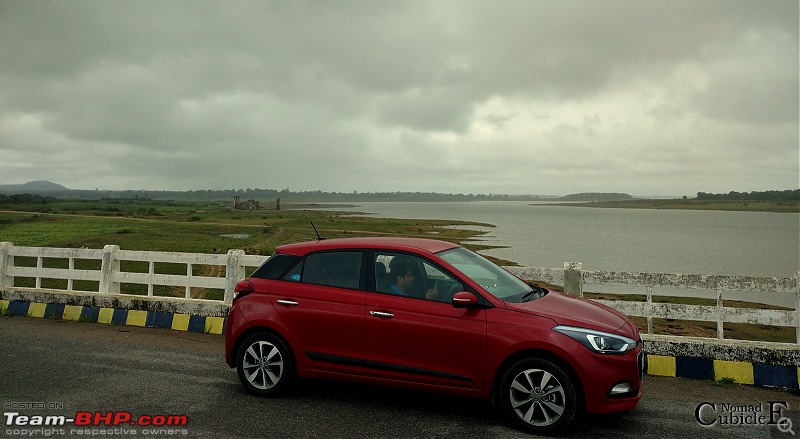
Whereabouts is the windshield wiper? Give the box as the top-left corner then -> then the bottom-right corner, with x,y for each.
521,284 -> 548,302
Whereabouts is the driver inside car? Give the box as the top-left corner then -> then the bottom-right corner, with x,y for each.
388,257 -> 437,299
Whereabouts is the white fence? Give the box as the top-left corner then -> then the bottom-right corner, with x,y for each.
2,242 -> 798,344
0,242 -> 268,305
506,264 -> 800,343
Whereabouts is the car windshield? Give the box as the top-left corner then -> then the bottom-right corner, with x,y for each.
437,247 -> 534,301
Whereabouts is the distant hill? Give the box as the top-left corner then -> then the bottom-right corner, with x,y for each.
0,180 -> 69,194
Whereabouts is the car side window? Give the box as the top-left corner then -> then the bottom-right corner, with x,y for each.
374,252 -> 462,303
282,251 -> 362,290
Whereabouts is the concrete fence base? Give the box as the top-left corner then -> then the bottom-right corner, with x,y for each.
1,288 -> 227,335
643,334 -> 800,390
2,287 -> 799,390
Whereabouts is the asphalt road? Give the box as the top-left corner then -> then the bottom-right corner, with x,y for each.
1,316 -> 798,439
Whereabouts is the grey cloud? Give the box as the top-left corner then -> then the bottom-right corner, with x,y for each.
0,0 -> 796,194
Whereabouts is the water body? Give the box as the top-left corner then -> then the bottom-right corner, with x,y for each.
323,201 -> 799,279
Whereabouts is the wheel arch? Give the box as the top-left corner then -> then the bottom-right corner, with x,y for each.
492,348 -> 586,413
230,325 -> 296,373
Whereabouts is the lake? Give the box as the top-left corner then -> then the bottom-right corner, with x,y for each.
322,201 -> 799,279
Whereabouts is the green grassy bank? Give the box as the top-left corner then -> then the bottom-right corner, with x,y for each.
0,199 -> 499,257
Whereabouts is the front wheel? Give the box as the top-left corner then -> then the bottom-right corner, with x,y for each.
236,332 -> 294,397
499,358 -> 578,435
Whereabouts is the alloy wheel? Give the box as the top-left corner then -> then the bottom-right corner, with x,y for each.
508,367 -> 567,427
241,340 -> 284,390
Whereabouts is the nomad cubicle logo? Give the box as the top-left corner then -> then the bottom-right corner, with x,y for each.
695,401 -> 795,435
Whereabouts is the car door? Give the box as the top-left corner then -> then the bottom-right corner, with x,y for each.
365,251 -> 487,389
270,250 -> 366,376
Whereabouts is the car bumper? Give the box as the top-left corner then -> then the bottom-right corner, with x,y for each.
224,306 -> 245,367
578,346 -> 646,414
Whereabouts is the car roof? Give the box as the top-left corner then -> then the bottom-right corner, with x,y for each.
274,237 -> 461,256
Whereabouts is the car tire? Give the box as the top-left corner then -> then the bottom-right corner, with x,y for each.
499,358 -> 578,435
236,332 -> 294,397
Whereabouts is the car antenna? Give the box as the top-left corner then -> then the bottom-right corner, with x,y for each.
311,222 -> 326,240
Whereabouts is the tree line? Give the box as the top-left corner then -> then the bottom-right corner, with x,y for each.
3,187 -> 796,204
0,189 -> 636,203
562,192 -> 633,201
696,189 -> 799,201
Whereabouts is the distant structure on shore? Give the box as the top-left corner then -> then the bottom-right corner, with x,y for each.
233,196 -> 260,211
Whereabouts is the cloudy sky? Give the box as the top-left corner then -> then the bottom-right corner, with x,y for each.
1,0 -> 797,196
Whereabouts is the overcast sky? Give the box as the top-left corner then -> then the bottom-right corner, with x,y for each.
1,0 -> 797,196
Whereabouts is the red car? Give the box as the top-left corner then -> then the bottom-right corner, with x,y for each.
224,237 -> 645,435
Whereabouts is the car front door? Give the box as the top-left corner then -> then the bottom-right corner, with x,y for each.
365,252 -> 487,390
270,250 -> 366,376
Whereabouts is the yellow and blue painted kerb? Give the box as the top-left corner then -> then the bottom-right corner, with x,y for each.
0,299 -> 226,335
647,354 -> 800,390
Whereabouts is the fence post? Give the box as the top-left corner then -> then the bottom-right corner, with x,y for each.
0,242 -> 13,288
225,250 -> 246,305
795,270 -> 800,344
99,245 -> 120,294
646,286 -> 653,335
716,288 -> 724,340
564,262 -> 583,297
185,263 -> 193,299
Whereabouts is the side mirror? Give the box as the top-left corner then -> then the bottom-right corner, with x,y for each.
451,291 -> 478,308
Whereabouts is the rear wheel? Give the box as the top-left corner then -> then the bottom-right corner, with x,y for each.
499,358 -> 578,435
236,332 -> 294,396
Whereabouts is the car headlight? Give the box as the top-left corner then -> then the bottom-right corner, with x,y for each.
554,325 -> 637,355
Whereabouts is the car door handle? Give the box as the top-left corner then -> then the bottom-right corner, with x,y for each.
369,311 -> 394,319
276,299 -> 299,307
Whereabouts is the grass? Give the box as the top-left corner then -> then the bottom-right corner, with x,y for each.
0,199 -> 501,258
715,377 -> 737,386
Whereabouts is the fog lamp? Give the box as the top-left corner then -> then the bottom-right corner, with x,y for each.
609,382 -> 633,395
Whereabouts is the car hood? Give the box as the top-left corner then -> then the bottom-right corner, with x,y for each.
505,291 -> 635,336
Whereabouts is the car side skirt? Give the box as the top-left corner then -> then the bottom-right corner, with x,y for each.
306,351 -> 473,383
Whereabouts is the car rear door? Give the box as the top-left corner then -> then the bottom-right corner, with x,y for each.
269,250 -> 366,376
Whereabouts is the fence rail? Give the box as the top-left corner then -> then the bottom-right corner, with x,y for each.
2,242 -> 799,343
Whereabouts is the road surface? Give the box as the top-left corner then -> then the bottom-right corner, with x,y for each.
1,316 -> 797,438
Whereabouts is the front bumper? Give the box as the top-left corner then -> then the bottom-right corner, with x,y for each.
579,344 -> 646,414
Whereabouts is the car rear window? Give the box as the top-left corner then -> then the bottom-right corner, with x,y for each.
282,251 -> 363,290
250,254 -> 301,280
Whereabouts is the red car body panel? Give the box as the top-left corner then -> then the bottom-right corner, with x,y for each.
364,292 -> 487,390
224,237 -> 643,415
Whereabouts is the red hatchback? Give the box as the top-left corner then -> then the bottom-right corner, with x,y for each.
224,237 -> 645,435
